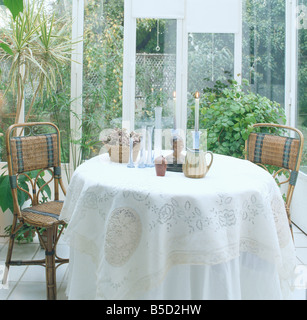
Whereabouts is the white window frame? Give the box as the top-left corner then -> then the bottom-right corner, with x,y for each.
122,0 -> 186,132
122,0 -> 242,134
69,0 -> 84,171
285,0 -> 298,129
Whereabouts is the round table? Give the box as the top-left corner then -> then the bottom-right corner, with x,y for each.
60,153 -> 296,300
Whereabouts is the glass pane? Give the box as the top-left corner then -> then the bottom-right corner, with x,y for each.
187,33 -> 234,130
0,56 -> 15,161
242,0 -> 286,107
297,0 -> 307,173
25,0 -> 72,164
82,0 -> 124,159
134,18 -> 177,130
0,0 -> 73,163
0,5 -> 15,159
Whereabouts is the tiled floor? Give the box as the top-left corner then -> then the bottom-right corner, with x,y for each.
0,235 -> 69,300
0,224 -> 306,300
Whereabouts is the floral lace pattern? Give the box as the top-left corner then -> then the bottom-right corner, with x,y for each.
105,207 -> 142,267
60,153 -> 296,299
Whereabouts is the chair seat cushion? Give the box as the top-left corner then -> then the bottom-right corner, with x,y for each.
22,200 -> 65,227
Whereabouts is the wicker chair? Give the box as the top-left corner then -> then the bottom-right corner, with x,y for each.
2,122 -> 69,300
245,123 -> 304,239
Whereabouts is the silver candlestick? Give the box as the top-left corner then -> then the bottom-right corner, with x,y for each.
146,126 -> 154,167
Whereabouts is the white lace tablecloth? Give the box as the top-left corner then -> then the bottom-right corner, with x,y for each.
60,153 -> 296,300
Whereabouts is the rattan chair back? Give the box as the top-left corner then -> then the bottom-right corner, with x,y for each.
245,123 -> 304,238
6,122 -> 65,210
10,132 -> 60,175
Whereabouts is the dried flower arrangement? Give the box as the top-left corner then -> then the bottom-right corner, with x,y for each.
101,128 -> 141,146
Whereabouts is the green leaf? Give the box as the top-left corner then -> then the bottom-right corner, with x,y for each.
3,0 -> 23,20
234,133 -> 241,140
0,175 -> 13,212
242,131 -> 249,140
0,42 -> 13,55
37,176 -> 52,200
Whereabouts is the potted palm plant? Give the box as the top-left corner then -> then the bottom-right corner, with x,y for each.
0,0 -> 74,123
0,0 -> 76,241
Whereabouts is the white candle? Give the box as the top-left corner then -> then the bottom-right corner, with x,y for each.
195,91 -> 199,131
173,91 -> 176,129
154,107 -> 162,156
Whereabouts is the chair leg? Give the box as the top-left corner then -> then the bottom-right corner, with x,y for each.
2,215 -> 18,285
2,235 -> 14,286
289,222 -> 294,241
45,226 -> 57,300
285,206 -> 294,241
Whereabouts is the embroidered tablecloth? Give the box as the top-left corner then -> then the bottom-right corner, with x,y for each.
60,153 -> 296,300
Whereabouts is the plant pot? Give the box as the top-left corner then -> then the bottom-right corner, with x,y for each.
107,143 -> 140,163
14,227 -> 36,244
0,208 -> 13,243
22,229 -> 36,243
155,156 -> 167,176
38,229 -> 48,249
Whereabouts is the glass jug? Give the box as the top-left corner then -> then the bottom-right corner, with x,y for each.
183,149 -> 213,179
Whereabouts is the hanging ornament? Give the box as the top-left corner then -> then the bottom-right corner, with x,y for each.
156,19 -> 160,52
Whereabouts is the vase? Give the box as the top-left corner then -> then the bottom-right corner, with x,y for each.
146,126 -> 154,167
127,137 -> 135,168
154,107 -> 162,157
138,132 -> 146,168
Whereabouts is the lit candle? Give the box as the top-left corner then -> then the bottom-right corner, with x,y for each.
173,91 -> 176,129
195,91 -> 199,131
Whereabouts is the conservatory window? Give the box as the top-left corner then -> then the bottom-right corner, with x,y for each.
296,0 -> 307,173
123,0 -> 242,133
0,0 -> 301,169
0,0 -> 73,162
134,18 -> 177,131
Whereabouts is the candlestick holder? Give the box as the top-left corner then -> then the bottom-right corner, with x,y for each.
192,130 -> 201,150
166,129 -> 184,172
